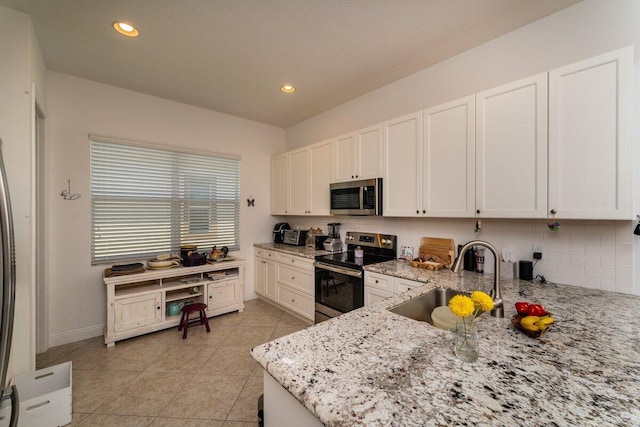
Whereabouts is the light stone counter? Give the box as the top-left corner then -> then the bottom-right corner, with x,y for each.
254,242 -> 331,259
251,260 -> 640,426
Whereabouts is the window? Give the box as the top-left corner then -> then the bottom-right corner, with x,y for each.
90,137 -> 240,264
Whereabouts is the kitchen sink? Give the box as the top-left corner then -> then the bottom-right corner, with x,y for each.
388,288 -> 468,325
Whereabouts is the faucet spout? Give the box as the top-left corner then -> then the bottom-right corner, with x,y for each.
453,240 -> 504,318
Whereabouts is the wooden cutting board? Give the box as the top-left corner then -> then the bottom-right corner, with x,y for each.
418,237 -> 455,269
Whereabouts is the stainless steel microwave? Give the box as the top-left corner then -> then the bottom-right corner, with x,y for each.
330,178 -> 382,216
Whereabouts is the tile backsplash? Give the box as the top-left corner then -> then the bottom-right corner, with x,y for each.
279,216 -> 635,295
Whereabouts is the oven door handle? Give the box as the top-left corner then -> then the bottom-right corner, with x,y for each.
315,262 -> 363,278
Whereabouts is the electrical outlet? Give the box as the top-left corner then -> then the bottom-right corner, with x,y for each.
533,252 -> 542,260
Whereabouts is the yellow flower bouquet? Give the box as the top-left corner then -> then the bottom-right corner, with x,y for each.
448,291 -> 494,362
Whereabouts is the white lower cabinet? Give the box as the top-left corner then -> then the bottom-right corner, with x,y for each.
104,261 -> 245,347
114,292 -> 162,333
254,247 -> 315,321
364,271 -> 426,306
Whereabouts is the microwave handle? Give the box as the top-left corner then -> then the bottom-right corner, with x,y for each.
360,186 -> 365,210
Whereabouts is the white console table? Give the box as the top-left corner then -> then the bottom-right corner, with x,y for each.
103,259 -> 245,347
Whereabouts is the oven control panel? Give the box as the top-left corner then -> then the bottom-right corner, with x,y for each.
345,232 -> 396,249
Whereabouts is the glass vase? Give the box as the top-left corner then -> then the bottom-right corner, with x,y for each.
454,319 -> 479,363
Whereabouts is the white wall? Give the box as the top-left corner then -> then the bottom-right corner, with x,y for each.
0,6 -> 46,375
284,0 -> 640,295
46,72 -> 285,346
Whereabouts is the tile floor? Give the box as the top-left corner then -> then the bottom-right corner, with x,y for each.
36,299 -> 311,426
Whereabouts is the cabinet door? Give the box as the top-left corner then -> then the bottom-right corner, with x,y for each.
476,73 -> 547,218
271,154 -> 289,214
423,96 -> 475,217
208,280 -> 239,311
309,140 -> 332,215
255,257 -> 266,296
356,124 -> 382,180
364,286 -> 393,307
265,259 -> 276,299
288,148 -> 310,215
548,47 -> 632,219
114,293 -> 162,333
383,111 -> 422,216
333,132 -> 356,182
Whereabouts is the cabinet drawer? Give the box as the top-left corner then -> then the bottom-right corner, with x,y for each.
394,278 -> 425,295
277,264 -> 313,294
364,272 -> 393,292
276,253 -> 314,271
255,248 -> 276,260
276,283 -> 314,320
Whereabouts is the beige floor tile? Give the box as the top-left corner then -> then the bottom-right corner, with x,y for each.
208,311 -> 243,327
250,364 -> 263,378
238,310 -> 283,327
270,326 -> 305,341
278,312 -> 312,328
222,422 -> 260,427
159,375 -> 245,420
145,345 -> 218,373
36,336 -> 100,369
77,413 -> 155,426
223,326 -> 275,347
182,324 -> 237,346
73,369 -> 141,413
69,412 -> 91,425
93,371 -> 184,417
226,376 -> 263,422
150,418 -> 224,426
203,346 -> 257,376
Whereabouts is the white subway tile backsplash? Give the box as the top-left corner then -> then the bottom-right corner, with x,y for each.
283,217 -> 635,294
584,266 -> 615,280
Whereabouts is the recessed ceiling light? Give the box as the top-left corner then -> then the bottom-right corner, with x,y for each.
113,21 -> 139,38
280,84 -> 296,93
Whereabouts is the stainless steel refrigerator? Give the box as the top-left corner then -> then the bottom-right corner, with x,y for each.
0,138 -> 19,426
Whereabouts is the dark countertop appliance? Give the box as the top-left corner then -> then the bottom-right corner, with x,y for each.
283,229 -> 308,246
272,222 -> 290,243
314,231 -> 397,323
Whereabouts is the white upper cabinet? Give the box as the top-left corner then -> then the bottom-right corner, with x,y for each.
309,139 -> 332,215
475,73 -> 548,218
333,125 -> 382,182
333,132 -> 357,182
271,153 -> 289,215
383,111 -> 422,216
288,148 -> 310,215
422,96 -> 475,217
548,46 -> 633,220
355,124 -> 383,180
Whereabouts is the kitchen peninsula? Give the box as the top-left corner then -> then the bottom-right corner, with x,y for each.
251,264 -> 640,426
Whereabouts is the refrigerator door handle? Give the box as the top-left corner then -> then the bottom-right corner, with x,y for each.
8,385 -> 18,427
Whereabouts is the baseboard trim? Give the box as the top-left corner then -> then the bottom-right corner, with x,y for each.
49,324 -> 104,347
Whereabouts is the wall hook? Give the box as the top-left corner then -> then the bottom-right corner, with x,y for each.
246,196 -> 255,207
60,179 -> 81,201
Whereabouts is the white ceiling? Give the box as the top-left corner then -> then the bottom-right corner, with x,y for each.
1,0 -> 581,128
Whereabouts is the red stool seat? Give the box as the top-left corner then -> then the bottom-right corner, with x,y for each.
178,303 -> 210,339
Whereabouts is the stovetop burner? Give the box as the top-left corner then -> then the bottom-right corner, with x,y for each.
315,231 -> 397,270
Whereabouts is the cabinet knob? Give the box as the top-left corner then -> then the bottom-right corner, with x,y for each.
422,210 -> 426,214
157,306 -> 160,310
351,175 -> 355,179
375,280 -> 379,283
416,210 -> 419,214
291,276 -> 295,280
291,298 -> 295,302
209,295 -> 212,299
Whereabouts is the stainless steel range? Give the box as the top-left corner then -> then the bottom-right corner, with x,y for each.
314,231 -> 397,323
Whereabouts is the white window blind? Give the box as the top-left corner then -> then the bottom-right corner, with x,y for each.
90,138 -> 240,264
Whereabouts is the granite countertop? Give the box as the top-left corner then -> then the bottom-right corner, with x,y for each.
251,260 -> 640,426
254,242 -> 332,259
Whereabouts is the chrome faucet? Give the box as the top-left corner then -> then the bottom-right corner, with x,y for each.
453,240 -> 504,318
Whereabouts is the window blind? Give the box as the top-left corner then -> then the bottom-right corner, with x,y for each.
90,138 -> 240,264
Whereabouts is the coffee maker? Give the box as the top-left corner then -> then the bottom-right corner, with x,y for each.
273,222 -> 290,243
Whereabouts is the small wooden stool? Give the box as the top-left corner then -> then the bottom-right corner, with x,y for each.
178,303 -> 210,339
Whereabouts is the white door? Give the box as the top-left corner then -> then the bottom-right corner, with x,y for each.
309,140 -> 332,215
288,148 -> 310,215
356,124 -> 382,180
114,293 -> 162,332
333,132 -> 356,182
271,154 -> 289,214
383,111 -> 422,217
548,47 -> 633,219
423,96 -> 475,217
476,73 -> 548,218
